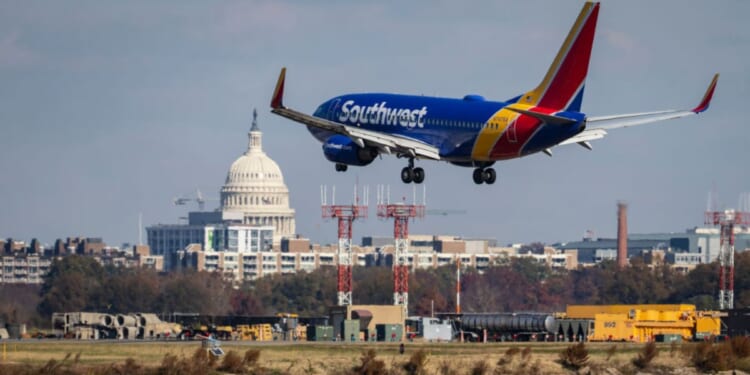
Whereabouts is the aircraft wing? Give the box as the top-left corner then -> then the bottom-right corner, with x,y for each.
270,68 -> 441,161
558,73 -> 718,148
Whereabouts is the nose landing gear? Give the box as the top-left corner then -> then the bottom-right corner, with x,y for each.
335,163 -> 348,172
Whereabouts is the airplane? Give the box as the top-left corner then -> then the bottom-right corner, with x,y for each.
270,1 -> 718,185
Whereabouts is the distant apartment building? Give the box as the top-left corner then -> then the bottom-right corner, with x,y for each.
0,240 -> 164,284
173,244 -> 369,282
0,255 -> 52,284
363,236 -> 579,271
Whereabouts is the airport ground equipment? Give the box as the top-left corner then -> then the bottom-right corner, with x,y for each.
565,304 -> 721,342
376,324 -> 403,342
460,313 -> 556,341
307,325 -> 334,341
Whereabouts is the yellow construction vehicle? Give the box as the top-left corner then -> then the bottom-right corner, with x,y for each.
235,324 -> 273,341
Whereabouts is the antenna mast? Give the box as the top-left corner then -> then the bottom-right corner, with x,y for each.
377,184 -> 425,316
705,196 -> 750,309
322,185 -> 368,306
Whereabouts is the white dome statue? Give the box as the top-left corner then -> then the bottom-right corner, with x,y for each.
220,109 -> 295,243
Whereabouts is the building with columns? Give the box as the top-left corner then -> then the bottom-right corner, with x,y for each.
221,109 -> 296,244
147,110 -> 296,268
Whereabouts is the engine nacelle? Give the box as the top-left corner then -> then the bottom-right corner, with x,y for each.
322,135 -> 377,166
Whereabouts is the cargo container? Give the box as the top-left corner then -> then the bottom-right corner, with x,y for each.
307,325 -> 334,342
342,319 -> 360,342
421,318 -> 452,342
376,324 -> 403,342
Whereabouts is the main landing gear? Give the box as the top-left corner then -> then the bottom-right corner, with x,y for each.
335,163 -> 348,172
400,159 -> 425,184
472,167 -> 496,185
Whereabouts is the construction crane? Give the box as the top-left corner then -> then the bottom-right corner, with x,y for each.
173,189 -> 215,211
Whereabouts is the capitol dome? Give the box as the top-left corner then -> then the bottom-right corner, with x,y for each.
221,109 -> 295,243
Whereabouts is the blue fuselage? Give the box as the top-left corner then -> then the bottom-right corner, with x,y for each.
310,93 -> 585,164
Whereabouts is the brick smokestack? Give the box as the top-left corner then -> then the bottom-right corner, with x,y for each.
617,201 -> 628,268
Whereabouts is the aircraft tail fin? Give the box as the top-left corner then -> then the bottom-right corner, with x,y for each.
520,1 -> 599,112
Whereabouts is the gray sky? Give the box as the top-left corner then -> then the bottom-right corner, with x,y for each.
1,1 -> 748,247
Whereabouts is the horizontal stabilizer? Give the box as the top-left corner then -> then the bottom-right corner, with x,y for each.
557,128 -> 607,146
505,106 -> 578,125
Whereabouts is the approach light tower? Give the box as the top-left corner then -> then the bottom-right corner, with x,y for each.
322,185 -> 368,306
377,185 -> 425,316
705,208 -> 750,310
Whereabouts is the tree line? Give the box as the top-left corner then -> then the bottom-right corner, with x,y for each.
2,252 -> 750,327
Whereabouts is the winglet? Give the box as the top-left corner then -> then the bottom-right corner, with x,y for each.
270,67 -> 286,109
692,73 -> 719,113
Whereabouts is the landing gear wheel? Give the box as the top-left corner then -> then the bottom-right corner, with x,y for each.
335,163 -> 348,172
413,167 -> 425,184
484,168 -> 496,184
472,168 -> 484,184
401,167 -> 414,183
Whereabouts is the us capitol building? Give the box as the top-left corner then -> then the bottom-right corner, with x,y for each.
221,109 -> 295,237
147,110 -> 297,272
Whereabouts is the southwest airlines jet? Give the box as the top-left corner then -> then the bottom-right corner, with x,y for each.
270,1 -> 718,185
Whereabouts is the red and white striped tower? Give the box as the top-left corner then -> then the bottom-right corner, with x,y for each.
705,209 -> 750,310
322,186 -> 368,306
377,186 -> 424,316
456,257 -> 461,314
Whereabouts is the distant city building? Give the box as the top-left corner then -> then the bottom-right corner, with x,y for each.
1,255 -> 51,284
147,223 -> 274,269
0,241 -> 163,284
220,110 -> 295,244
147,110 -> 297,269
173,244 -> 367,282
554,227 -> 750,270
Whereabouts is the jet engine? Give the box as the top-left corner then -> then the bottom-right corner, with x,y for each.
322,135 -> 378,166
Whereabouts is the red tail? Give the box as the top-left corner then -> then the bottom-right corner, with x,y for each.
519,1 -> 599,112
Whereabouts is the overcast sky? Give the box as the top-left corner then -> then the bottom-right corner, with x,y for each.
1,1 -> 748,247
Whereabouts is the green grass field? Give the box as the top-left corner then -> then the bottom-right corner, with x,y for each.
0,339 -> 747,374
